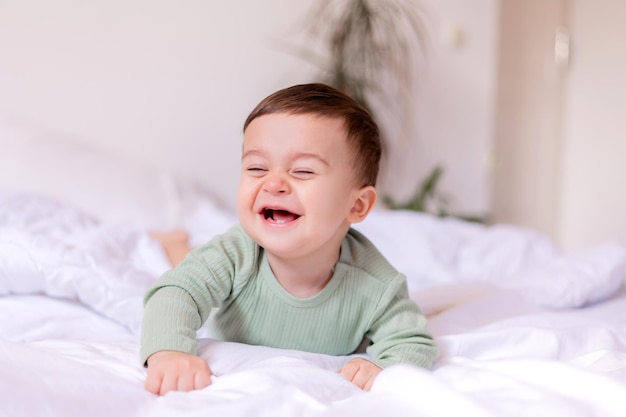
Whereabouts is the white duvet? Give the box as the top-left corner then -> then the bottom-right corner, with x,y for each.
2,191 -> 626,417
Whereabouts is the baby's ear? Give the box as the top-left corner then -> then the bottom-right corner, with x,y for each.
347,186 -> 377,224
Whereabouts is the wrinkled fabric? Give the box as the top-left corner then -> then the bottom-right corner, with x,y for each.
2,191 -> 626,417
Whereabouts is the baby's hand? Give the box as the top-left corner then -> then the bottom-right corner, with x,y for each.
339,358 -> 381,391
145,350 -> 212,395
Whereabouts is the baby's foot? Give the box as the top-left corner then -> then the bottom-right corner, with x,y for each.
149,229 -> 192,267
149,229 -> 190,245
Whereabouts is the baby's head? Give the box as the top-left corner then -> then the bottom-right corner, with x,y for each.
243,83 -> 381,188
238,83 -> 381,260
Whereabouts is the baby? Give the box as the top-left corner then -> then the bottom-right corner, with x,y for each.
141,83 -> 438,395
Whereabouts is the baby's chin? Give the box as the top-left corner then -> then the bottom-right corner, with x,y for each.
239,221 -> 292,247
256,234 -> 303,255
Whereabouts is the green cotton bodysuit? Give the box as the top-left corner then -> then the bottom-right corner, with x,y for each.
140,225 -> 438,369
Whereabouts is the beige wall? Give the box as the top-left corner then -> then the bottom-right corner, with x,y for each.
0,0 -> 317,208
385,0 -> 498,216
0,0 -> 498,215
5,0 -> 623,249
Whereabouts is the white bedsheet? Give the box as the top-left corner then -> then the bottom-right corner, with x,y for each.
2,191 -> 626,417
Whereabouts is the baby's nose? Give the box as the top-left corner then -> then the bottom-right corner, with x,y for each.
263,174 -> 289,194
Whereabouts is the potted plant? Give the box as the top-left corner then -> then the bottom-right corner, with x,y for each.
285,1 -> 451,214
293,0 -> 426,145
282,0 -> 486,222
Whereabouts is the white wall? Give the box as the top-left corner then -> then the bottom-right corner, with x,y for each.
0,0 -> 497,214
402,0 -> 498,217
558,0 -> 626,250
0,0 -> 317,208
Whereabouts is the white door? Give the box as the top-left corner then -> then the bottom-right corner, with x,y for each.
493,0 -> 626,250
491,0 -> 569,240
557,0 -> 626,250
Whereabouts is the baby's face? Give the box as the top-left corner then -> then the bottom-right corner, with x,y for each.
237,112 -> 362,261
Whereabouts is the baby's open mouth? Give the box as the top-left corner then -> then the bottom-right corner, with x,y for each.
261,208 -> 300,224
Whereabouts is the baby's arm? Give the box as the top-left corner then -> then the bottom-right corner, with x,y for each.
145,350 -> 212,395
141,266 -> 218,395
360,280 -> 438,384
339,358 -> 381,391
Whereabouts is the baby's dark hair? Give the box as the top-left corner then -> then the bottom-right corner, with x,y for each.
243,83 -> 381,187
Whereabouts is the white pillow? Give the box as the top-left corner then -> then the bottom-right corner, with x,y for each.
0,118 -> 218,229
0,191 -> 167,332
493,243 -> 626,309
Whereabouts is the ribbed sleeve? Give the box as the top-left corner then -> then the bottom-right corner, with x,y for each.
140,225 -> 258,364
365,280 -> 437,368
140,286 -> 200,364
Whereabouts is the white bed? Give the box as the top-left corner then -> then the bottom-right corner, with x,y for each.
2,119 -> 626,417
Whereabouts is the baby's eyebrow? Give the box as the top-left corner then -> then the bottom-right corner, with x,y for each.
292,152 -> 330,166
242,150 -> 330,166
241,149 -> 263,160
